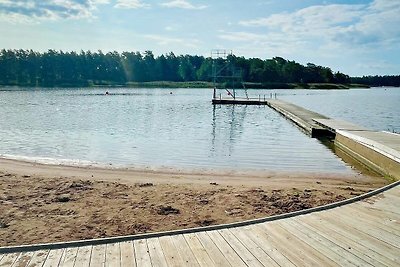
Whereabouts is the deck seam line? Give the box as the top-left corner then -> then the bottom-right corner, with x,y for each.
281,220 -> 360,267
218,229 -> 254,266
226,228 -> 268,267
292,218 -> 385,267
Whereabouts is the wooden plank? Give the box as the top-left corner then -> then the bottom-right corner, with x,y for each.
206,230 -> 246,267
379,193 -> 400,207
0,253 -> 20,267
120,241 -> 135,267
42,249 -> 64,267
27,250 -> 49,267
298,215 -> 400,265
359,198 -> 400,215
295,216 -> 396,266
282,219 -> 370,267
195,232 -> 231,267
11,251 -> 34,267
218,229 -> 264,267
335,205 -> 400,237
90,245 -> 106,267
358,202 -> 400,220
184,233 -> 215,267
294,217 -> 392,267
147,238 -> 168,267
158,236 -> 185,267
318,210 -> 400,249
74,246 -> 92,267
344,205 -> 400,233
134,239 -> 152,267
374,194 -> 400,210
61,247 -> 78,267
384,188 -> 400,199
171,235 -> 200,267
261,222 -> 337,267
314,212 -> 400,261
105,242 -> 120,267
228,228 -> 279,267
244,225 -> 295,267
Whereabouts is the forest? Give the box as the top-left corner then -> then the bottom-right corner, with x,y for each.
0,49 -> 398,88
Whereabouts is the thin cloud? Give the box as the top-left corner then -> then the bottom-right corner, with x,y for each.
160,0 -> 207,10
115,0 -> 150,9
237,0 -> 400,50
0,0 -> 108,22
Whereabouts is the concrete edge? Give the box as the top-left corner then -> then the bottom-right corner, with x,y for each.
337,130 -> 400,163
335,141 -> 388,177
1,180 -> 399,254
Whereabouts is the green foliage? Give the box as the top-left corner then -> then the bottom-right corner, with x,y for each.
351,75 -> 400,87
0,49 -> 362,88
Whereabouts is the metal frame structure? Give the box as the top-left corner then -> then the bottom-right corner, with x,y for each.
211,50 -> 244,100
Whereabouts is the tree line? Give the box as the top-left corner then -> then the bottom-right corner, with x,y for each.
351,75 -> 400,87
0,49 -> 396,88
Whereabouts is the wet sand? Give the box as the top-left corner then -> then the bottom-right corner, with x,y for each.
0,158 -> 389,247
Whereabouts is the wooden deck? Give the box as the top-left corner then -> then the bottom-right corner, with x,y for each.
1,182 -> 399,267
213,98 -> 331,137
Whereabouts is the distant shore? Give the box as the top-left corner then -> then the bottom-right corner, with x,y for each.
0,81 -> 372,90
0,158 -> 389,246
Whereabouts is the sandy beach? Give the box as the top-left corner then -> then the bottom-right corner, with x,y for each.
0,158 -> 389,247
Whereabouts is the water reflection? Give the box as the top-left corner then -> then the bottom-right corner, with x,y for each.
211,104 -> 248,156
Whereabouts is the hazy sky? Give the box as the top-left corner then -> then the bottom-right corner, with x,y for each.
0,0 -> 399,76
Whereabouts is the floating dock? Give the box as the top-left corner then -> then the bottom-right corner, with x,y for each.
265,99 -> 331,137
213,97 -> 400,179
0,182 -> 399,266
315,118 -> 400,179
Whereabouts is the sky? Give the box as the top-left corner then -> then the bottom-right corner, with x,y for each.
0,0 -> 399,76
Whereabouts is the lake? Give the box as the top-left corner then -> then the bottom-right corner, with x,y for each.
0,87 -> 398,173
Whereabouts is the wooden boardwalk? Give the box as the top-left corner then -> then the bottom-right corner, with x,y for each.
1,182 -> 399,267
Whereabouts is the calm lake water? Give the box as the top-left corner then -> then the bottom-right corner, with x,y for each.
0,87 -> 398,173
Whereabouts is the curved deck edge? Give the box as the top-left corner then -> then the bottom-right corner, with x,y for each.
1,180 -> 399,254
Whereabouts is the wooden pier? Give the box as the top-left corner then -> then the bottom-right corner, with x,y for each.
314,118 -> 400,179
0,182 -> 399,266
213,97 -> 400,179
265,99 -> 332,137
213,97 -> 331,137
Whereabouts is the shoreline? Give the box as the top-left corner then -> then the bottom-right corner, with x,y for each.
0,82 -> 373,89
0,158 -> 390,246
0,157 -> 380,186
